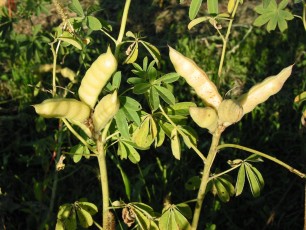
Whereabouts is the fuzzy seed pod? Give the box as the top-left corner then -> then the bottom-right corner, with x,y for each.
218,99 -> 243,127
189,106 -> 218,133
33,98 -> 90,122
238,65 -> 294,115
78,47 -> 118,108
169,46 -> 222,109
92,90 -> 120,133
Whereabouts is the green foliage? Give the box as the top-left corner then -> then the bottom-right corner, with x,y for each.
1,0 -> 305,229
253,0 -> 294,32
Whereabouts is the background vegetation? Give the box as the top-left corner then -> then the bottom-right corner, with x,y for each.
0,0 -> 305,229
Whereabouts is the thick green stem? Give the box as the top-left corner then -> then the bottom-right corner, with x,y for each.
191,129 -> 222,229
97,135 -> 110,229
217,144 -> 306,178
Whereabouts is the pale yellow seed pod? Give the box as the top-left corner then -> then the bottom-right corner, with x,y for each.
189,106 -> 218,133
78,47 -> 118,108
92,90 -> 120,132
218,99 -> 243,127
237,65 -> 294,115
169,46 -> 222,109
33,98 -> 90,122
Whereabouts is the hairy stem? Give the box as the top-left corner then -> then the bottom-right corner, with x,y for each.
191,128 -> 222,229
217,144 -> 306,178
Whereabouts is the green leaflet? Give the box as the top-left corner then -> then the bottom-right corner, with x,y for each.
207,0 -> 219,14
171,128 -> 181,160
235,164 -> 246,196
85,16 -> 102,30
189,0 -> 203,20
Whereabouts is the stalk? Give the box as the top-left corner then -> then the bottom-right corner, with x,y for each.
191,128 -> 222,229
115,0 -> 132,57
97,135 -> 110,229
217,144 -> 306,178
217,0 -> 240,79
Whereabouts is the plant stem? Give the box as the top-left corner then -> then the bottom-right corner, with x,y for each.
208,163 -> 241,181
50,43 -> 57,97
97,135 -> 110,229
191,128 -> 222,229
40,120 -> 63,229
115,0 -> 131,56
61,118 -> 98,154
217,0 -> 240,79
217,144 -> 306,178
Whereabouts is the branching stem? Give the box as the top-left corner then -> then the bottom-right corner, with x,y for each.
217,144 -> 306,179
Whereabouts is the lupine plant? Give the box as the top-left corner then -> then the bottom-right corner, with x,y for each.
30,0 -> 306,229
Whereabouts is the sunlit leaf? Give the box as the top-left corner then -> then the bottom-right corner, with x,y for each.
207,0 -> 219,14
149,86 -> 160,111
245,163 -> 261,197
235,164 -> 246,196
133,83 -> 151,94
155,72 -> 180,84
141,41 -> 161,67
76,208 -> 93,228
155,85 -> 176,105
294,91 -> 306,103
165,102 -> 196,116
126,143 -> 141,163
188,16 -> 209,30
124,42 -> 139,64
77,202 -> 98,215
68,0 -> 84,17
171,128 -> 181,160
176,203 -> 192,219
214,178 -> 230,202
71,144 -> 85,163
112,71 -> 122,89
114,109 -> 130,139
189,0 -> 203,20
58,37 -> 82,50
132,116 -> 154,149
118,141 -> 128,159
245,154 -> 264,163
122,107 -> 141,126
120,96 -> 142,111
86,16 -> 102,30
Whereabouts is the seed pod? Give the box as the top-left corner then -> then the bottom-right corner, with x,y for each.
78,47 -> 118,108
189,106 -> 218,133
217,99 -> 243,127
92,90 -> 120,133
238,65 -> 294,115
33,98 -> 90,122
169,46 -> 222,109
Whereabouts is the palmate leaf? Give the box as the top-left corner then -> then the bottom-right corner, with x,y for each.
253,0 -> 294,32
159,204 -> 191,230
